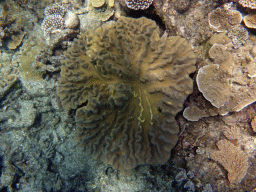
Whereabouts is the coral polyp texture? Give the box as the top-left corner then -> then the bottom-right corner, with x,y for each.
41,3 -> 79,35
57,16 -> 196,170
125,0 -> 153,10
238,0 -> 256,9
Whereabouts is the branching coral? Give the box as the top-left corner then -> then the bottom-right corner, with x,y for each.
57,16 -> 196,171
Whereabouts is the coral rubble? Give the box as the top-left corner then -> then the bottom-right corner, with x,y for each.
57,16 -> 196,171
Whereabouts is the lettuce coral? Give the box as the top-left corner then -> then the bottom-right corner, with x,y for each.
57,16 -> 196,170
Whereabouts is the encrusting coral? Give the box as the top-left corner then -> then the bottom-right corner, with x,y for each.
209,139 -> 249,184
57,16 -> 196,171
88,0 -> 115,21
243,14 -> 256,29
208,6 -> 242,32
196,34 -> 256,116
0,64 -> 18,99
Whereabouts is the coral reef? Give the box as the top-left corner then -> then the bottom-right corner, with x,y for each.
208,6 -> 242,32
209,139 -> 249,184
57,16 -> 196,171
0,65 -> 18,99
251,116 -> 256,132
88,0 -> 115,21
243,14 -> 256,29
238,0 -> 256,9
41,3 -> 79,35
125,0 -> 153,10
196,34 -> 256,115
41,14 -> 64,35
0,1 -> 32,50
178,103 -> 256,191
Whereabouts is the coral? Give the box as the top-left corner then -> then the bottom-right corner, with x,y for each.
173,0 -> 192,13
44,3 -> 66,17
0,1 -> 29,50
243,14 -> 256,29
18,26 -> 47,81
0,65 -> 18,99
196,38 -> 256,115
125,0 -> 153,10
88,0 -> 115,21
209,139 -> 249,184
41,3 -> 79,35
227,26 -> 249,49
238,0 -> 256,9
41,14 -> 64,34
208,7 -> 242,32
7,31 -> 25,50
250,116 -> 256,132
183,106 -> 217,121
57,16 -> 196,171
222,126 -> 240,140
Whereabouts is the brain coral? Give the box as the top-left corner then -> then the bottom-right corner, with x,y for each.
57,16 -> 196,170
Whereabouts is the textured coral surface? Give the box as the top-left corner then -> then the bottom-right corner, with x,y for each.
58,16 -> 196,170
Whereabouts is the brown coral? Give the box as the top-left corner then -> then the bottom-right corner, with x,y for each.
0,65 -> 18,99
196,40 -> 256,115
209,139 -> 249,184
243,14 -> 256,29
209,7 -> 242,32
88,0 -> 115,21
57,16 -> 196,170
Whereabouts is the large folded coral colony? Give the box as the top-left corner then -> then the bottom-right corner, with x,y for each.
0,0 -> 256,191
57,16 -> 196,170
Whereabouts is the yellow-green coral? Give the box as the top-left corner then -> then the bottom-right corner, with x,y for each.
57,16 -> 196,171
18,30 -> 46,81
88,0 -> 115,21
